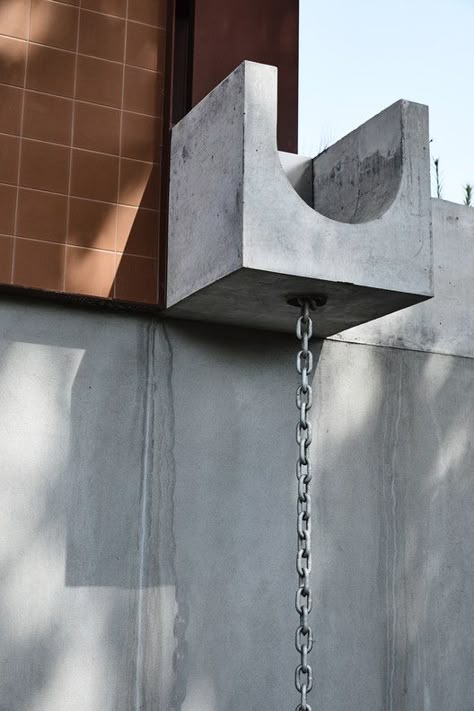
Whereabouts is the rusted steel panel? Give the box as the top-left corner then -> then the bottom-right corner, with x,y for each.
189,0 -> 299,153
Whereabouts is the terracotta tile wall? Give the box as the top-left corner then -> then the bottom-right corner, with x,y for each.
0,0 -> 168,304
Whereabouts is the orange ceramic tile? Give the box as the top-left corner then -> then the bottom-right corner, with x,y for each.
81,0 -> 126,18
121,112 -> 160,162
128,0 -> 166,28
0,84 -> 22,134
0,36 -> 27,86
0,134 -> 20,185
126,23 -> 165,72
17,188 -> 68,242
0,235 -> 13,283
1,0 -> 29,40
65,245 -> 116,297
123,66 -> 163,116
13,238 -> 65,290
0,184 -> 16,234
79,10 -> 125,62
26,45 -> 76,97
70,149 -> 119,202
114,253 -> 157,303
30,0 -> 79,52
23,91 -> 73,145
67,197 -> 117,251
140,163 -> 162,210
118,159 -> 160,210
76,55 -> 123,108
74,102 -> 120,155
117,205 -> 158,257
20,139 -> 70,194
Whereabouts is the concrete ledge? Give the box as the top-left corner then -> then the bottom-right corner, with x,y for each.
330,199 -> 474,358
166,61 -> 433,334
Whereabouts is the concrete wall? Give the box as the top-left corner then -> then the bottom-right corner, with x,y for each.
0,201 -> 473,710
331,199 -> 474,358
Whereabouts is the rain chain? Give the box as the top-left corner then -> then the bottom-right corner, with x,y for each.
294,299 -> 315,711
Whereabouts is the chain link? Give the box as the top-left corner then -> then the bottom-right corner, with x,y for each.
295,300 -> 314,711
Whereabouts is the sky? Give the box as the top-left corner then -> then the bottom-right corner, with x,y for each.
299,0 -> 474,204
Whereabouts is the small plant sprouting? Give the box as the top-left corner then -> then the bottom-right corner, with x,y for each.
433,157 -> 443,199
464,184 -> 473,207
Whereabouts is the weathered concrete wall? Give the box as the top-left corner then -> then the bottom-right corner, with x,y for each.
331,199 -> 474,358
0,285 -> 473,710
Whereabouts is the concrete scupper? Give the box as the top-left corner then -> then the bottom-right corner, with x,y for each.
167,62 -> 433,335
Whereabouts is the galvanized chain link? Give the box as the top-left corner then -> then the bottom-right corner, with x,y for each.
295,300 -> 314,711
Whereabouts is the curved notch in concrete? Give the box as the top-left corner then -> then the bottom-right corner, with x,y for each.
312,118 -> 402,223
166,61 -> 433,335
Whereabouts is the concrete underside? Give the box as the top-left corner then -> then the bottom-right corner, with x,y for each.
0,297 -> 472,711
164,268 -> 428,337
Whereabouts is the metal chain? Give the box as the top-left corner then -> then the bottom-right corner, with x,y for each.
295,300 -> 314,711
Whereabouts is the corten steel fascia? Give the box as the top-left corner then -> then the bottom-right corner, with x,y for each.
184,0 -> 299,152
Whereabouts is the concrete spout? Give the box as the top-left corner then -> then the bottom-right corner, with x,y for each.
166,61 -> 433,335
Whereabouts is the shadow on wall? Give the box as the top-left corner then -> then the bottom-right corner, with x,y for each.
0,304 -> 331,711
161,322 -> 474,711
146,321 -> 384,711
0,300 -> 172,710
0,0 -> 165,304
0,300 -> 473,711
397,350 -> 474,710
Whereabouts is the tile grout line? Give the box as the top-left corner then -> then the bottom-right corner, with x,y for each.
62,0 -> 82,291
114,0 -> 130,298
0,179 -> 161,211
30,2 -> 167,29
0,32 -> 165,75
0,80 -> 165,120
13,234 -> 156,259
0,130 -> 164,161
11,0 -> 32,284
